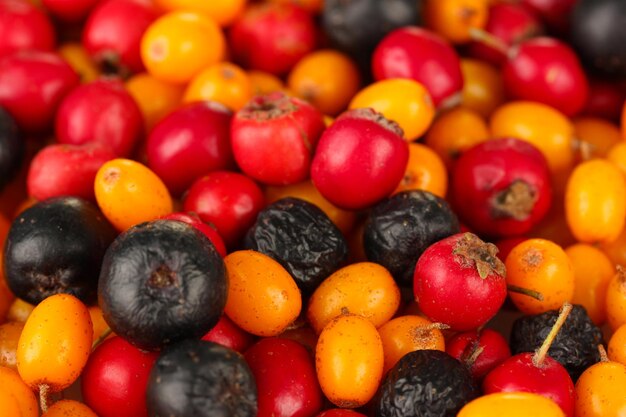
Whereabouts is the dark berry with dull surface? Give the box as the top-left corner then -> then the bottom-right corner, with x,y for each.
244,197 -> 347,295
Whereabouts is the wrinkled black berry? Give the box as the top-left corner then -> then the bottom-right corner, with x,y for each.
375,350 -> 479,417
570,0 -> 626,77
364,190 -> 460,286
147,339 -> 257,417
510,304 -> 605,381
244,197 -> 348,294
98,220 -> 227,351
3,197 -> 116,305
0,107 -> 23,192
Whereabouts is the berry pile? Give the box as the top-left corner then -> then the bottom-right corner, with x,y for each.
1,0 -> 626,416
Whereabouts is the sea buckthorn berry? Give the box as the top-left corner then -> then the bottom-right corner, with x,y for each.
565,244 -> 614,325
224,250 -> 302,337
505,238 -> 575,315
247,70 -> 284,95
0,321 -> 23,369
307,262 -> 400,334
424,107 -> 489,169
6,299 -> 34,323
378,315 -> 446,373
125,73 -> 184,132
349,78 -> 435,140
141,11 -> 225,84
573,117 -> 623,160
288,49 -> 361,116
606,268 -> 626,331
608,324 -> 626,366
184,62 -> 253,112
606,142 -> 626,176
42,400 -> 98,417
574,359 -> 626,417
458,392 -> 566,417
0,387 -> 21,417
153,0 -> 247,27
600,224 -> 626,266
565,159 -> 626,244
316,314 -> 384,408
95,158 -> 173,231
231,92 -> 325,186
17,294 -> 93,393
395,142 -> 448,198
460,58 -> 505,118
311,108 -> 409,210
0,366 -> 38,417
57,43 -> 100,83
269,0 -> 322,14
423,0 -> 489,44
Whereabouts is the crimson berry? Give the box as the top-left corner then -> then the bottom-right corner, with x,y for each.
311,108 -> 408,211
315,411 -> 367,417
582,79 -> 626,121
230,3 -> 317,76
446,328 -> 512,381
82,0 -> 157,75
42,0 -> 100,22
55,79 -> 143,157
468,3 -> 542,66
27,143 -> 116,202
231,92 -> 325,186
81,336 -> 159,417
495,237 -> 528,263
451,137 -> 552,239
183,171 -> 265,248
201,315 -> 255,352
413,232 -> 508,332
160,212 -> 227,257
0,51 -> 79,134
372,27 -> 463,108
0,0 -> 56,58
522,0 -> 576,34
147,101 -> 234,196
503,37 -> 589,117
244,338 -> 324,417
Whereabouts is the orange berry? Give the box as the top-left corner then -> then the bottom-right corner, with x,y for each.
125,73 -> 184,132
184,62 -> 253,111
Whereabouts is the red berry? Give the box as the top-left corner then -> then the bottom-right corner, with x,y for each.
82,0 -> 158,74
230,3 -> 317,76
27,143 -> 116,201
42,0 -> 101,22
413,232 -> 508,331
582,79 -> 626,121
311,108 -> 409,210
372,27 -> 463,107
522,0 -> 576,34
495,237 -> 528,263
0,0 -> 56,58
183,171 -> 265,248
55,79 -> 143,157
81,336 -> 159,417
147,101 -> 234,196
451,137 -> 552,239
201,315 -> 255,352
446,328 -> 512,381
503,37 -> 589,117
315,411 -> 368,417
0,51 -> 79,133
160,212 -> 228,257
231,92 -> 325,186
244,338 -> 324,417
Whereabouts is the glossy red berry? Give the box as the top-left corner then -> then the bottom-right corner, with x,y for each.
244,338 -> 323,417
160,212 -> 227,257
0,0 -> 56,58
372,26 -> 463,107
42,0 -> 100,22
27,143 -> 116,202
82,0 -> 158,74
503,37 -> 589,117
311,109 -> 408,210
446,328 -> 512,381
147,101 -> 234,196
413,232 -> 508,332
451,137 -> 552,239
201,315 -> 255,352
522,0 -> 576,34
0,51 -> 79,133
230,3 -> 317,76
183,171 -> 265,248
582,79 -> 626,121
81,336 -> 159,417
315,411 -> 367,417
55,79 -> 143,157
231,92 -> 325,186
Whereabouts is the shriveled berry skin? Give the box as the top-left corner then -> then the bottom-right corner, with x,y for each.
98,220 -> 227,351
0,107 -> 23,191
4,197 -> 116,305
510,305 -> 604,381
375,350 -> 479,417
364,190 -> 460,287
244,198 -> 348,295
147,339 -> 257,417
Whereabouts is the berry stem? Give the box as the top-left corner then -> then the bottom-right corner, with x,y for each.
39,384 -> 49,413
532,302 -> 573,367
598,344 -> 609,362
463,341 -> 485,369
507,284 -> 544,301
468,28 -> 511,57
92,327 -> 113,350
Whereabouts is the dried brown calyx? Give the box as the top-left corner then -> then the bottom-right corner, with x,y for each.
453,233 -> 506,279
491,179 -> 538,221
